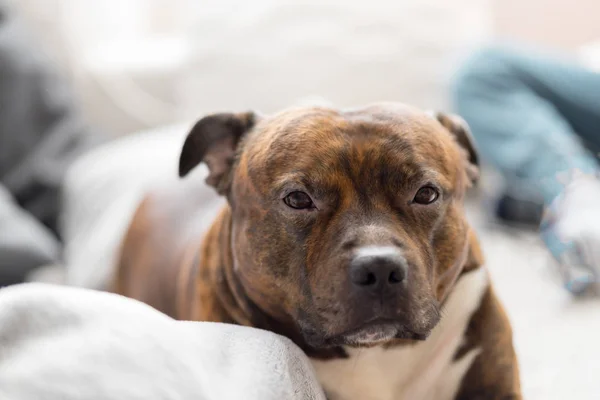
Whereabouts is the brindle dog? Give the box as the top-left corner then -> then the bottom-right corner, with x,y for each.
115,103 -> 521,400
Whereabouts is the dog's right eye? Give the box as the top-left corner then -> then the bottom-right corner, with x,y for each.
283,191 -> 314,210
413,186 -> 439,205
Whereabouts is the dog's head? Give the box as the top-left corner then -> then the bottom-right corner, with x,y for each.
179,103 -> 479,348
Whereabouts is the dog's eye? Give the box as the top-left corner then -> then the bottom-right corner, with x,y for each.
413,186 -> 439,205
284,191 -> 314,210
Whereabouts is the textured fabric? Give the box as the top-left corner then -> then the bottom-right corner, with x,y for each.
0,283 -> 326,400
453,44 -> 600,204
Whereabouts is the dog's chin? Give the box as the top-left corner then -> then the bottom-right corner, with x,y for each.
298,316 -> 434,349
337,323 -> 400,346
319,321 -> 431,348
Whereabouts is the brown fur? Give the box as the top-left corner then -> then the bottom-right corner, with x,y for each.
115,103 -> 520,397
454,285 -> 521,399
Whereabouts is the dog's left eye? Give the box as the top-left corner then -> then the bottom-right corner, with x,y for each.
413,186 -> 439,205
284,191 -> 314,210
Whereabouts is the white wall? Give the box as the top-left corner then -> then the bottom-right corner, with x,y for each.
494,0 -> 600,50
18,0 -> 600,136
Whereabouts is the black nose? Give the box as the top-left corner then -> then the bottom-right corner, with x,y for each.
349,252 -> 407,294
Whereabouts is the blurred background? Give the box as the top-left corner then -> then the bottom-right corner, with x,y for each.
15,0 -> 600,136
3,0 -> 600,399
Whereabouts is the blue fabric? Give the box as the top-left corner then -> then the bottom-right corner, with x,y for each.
452,44 -> 600,204
453,44 -> 600,295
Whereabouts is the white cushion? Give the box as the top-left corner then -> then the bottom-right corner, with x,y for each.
0,283 -> 325,400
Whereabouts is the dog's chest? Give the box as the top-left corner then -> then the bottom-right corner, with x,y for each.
311,268 -> 488,400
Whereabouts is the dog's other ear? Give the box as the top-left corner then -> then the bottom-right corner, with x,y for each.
433,112 -> 479,185
179,112 -> 256,193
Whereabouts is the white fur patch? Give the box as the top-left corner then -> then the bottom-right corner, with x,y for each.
311,267 -> 489,400
355,246 -> 402,258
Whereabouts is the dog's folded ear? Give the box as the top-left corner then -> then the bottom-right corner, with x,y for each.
432,112 -> 479,185
179,112 -> 256,193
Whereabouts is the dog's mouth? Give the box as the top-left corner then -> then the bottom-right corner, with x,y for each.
324,319 -> 430,347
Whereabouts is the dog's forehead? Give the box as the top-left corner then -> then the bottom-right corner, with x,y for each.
255,104 -> 450,147
241,104 -> 459,184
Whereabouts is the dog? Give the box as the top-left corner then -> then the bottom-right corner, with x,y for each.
115,103 -> 521,400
